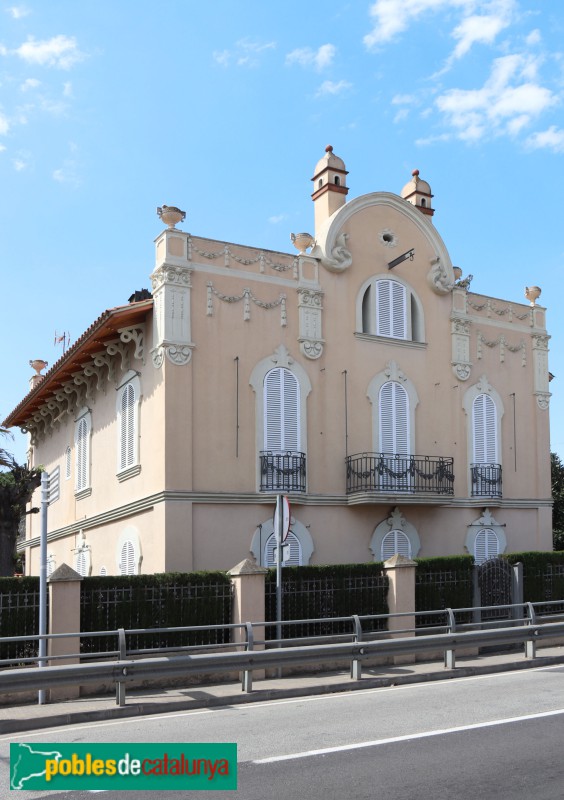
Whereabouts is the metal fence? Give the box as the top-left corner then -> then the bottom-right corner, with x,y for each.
0,583 -> 45,661
415,568 -> 474,628
265,570 -> 388,639
2,601 -> 564,704
80,579 -> 233,654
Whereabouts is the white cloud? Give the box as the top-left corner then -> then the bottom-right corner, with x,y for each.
526,29 -> 541,47
20,77 -> 40,91
435,53 -> 557,141
0,143 -> 6,151
268,214 -> 287,224
213,49 -> 230,66
0,112 -> 9,135
15,35 -> 84,69
394,108 -> 410,123
392,94 -> 417,105
0,44 -> 8,56
63,81 -> 73,97
451,6 -> 513,60
53,163 -> 80,186
214,39 -> 275,68
526,126 -> 564,153
364,0 -> 516,63
364,0 -> 470,48
316,79 -> 352,97
415,132 -> 452,145
286,43 -> 336,71
13,158 -> 27,170
7,5 -> 30,19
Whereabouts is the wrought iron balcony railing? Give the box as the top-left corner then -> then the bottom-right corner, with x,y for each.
346,452 -> 455,495
260,451 -> 307,493
471,463 -> 502,498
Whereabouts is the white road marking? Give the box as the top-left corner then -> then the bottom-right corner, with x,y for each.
253,707 -> 564,763
1,662 -> 563,742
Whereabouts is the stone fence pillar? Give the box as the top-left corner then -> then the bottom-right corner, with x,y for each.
47,563 -> 83,701
228,558 -> 268,681
384,554 -> 417,664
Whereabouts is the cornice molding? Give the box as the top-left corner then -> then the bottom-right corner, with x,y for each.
19,491 -> 551,551
21,326 -> 145,444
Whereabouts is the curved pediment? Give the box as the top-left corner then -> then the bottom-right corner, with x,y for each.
310,192 -> 455,294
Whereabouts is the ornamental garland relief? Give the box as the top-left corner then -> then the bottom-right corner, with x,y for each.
206,282 -> 287,326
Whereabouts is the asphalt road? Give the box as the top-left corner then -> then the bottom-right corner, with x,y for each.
3,664 -> 564,799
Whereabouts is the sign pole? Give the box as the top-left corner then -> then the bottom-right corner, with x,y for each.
38,471 -> 48,705
276,494 -> 283,648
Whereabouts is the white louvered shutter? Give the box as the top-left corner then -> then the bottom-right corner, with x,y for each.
473,394 -> 497,463
264,530 -> 302,566
119,541 -> 136,575
381,530 -> 411,561
48,466 -> 60,505
99,566 -> 108,576
65,446 -> 71,480
75,418 -> 89,491
75,550 -> 87,577
474,528 -> 499,564
119,383 -> 136,470
264,368 -> 300,452
379,381 -> 409,455
376,280 -> 407,339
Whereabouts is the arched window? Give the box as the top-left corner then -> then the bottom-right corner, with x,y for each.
264,530 -> 302,566
250,346 -> 311,493
334,175 -> 340,186
250,516 -> 314,566
74,409 -> 91,494
379,381 -> 409,455
370,508 -> 420,561
116,526 -> 142,575
264,367 -> 300,453
116,373 -> 140,476
359,277 -> 424,343
381,529 -> 411,560
474,528 -> 500,564
464,379 -> 503,497
119,541 -> 136,575
472,394 -> 497,463
75,549 -> 87,577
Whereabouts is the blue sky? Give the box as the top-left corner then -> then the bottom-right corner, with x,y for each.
1,0 -> 563,464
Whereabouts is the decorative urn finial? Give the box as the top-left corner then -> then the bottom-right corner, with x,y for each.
157,205 -> 186,229
291,232 -> 315,254
29,359 -> 48,375
524,286 -> 541,306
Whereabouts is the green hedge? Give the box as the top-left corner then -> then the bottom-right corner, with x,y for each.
0,576 -> 42,660
265,563 -> 389,638
504,551 -> 564,605
415,555 -> 474,625
80,572 -> 233,653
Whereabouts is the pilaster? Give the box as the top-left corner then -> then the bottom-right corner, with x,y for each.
151,230 -> 194,368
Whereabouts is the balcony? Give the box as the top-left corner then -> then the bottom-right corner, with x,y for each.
471,463 -> 502,498
260,451 -> 306,493
346,453 -> 455,495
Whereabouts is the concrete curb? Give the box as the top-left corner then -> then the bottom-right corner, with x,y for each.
2,653 -> 564,735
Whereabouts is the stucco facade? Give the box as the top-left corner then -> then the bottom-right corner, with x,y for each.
4,147 -> 552,576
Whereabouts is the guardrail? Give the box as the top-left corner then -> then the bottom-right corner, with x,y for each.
1,601 -> 564,706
